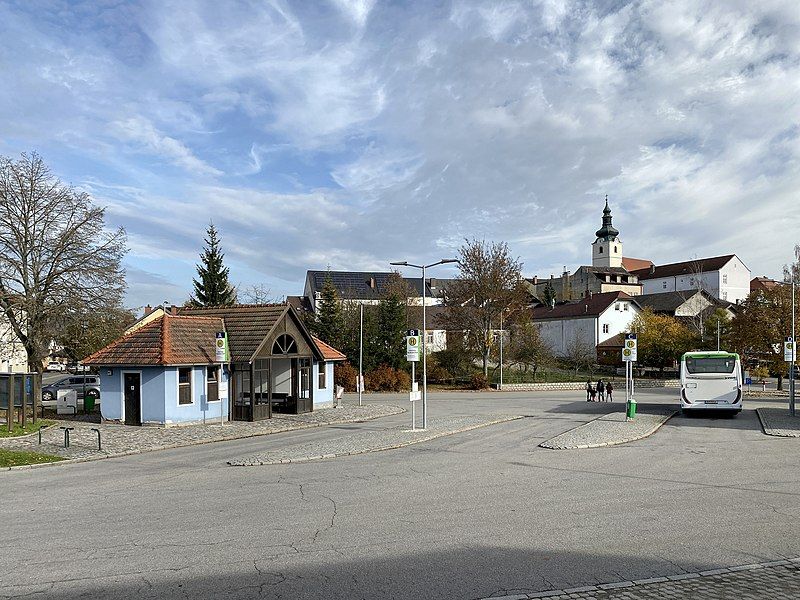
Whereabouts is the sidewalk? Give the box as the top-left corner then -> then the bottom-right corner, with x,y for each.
0,404 -> 404,466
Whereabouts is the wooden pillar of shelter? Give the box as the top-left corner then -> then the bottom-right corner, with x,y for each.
268,358 -> 273,419
249,361 -> 256,422
21,375 -> 27,428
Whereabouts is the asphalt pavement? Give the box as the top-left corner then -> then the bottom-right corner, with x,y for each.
2,389 -> 799,599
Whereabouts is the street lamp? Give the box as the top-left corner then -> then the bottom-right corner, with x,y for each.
390,258 -> 458,429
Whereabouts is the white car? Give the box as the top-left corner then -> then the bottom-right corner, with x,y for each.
46,361 -> 66,372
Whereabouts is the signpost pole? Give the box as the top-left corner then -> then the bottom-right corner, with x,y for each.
411,361 -> 416,431
791,272 -> 796,417
422,265 -> 428,430
359,303 -> 364,407
499,312 -> 503,391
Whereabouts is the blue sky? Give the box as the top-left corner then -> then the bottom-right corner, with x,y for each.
2,0 -> 799,309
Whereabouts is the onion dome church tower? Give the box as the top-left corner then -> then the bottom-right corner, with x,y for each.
592,196 -> 622,268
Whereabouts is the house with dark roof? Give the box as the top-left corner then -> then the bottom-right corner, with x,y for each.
631,255 -> 750,304
531,291 -> 641,359
85,305 -> 345,426
302,270 -> 455,312
750,276 -> 782,293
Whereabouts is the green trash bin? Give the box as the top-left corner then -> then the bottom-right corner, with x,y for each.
626,398 -> 637,420
83,391 -> 97,413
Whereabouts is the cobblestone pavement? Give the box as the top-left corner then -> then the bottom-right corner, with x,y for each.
756,408 -> 800,437
228,414 -> 522,465
480,559 -> 800,599
0,404 -> 404,464
540,404 -> 677,449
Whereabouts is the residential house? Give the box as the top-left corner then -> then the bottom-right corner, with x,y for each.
532,291 -> 641,359
631,255 -> 751,304
750,276 -> 782,294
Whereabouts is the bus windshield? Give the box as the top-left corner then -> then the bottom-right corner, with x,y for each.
685,356 -> 736,374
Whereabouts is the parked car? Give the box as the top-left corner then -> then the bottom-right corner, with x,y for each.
66,362 -> 92,373
41,375 -> 101,407
46,361 -> 66,372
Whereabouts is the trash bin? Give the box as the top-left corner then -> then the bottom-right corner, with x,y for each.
626,398 -> 637,420
84,394 -> 96,413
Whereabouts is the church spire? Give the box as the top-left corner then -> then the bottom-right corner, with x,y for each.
595,195 -> 619,241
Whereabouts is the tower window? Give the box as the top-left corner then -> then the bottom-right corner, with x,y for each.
614,246 -> 617,253
599,247 -> 603,254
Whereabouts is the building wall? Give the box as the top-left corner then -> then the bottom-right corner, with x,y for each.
597,300 -> 639,343
718,257 -> 751,304
536,317 -> 596,357
313,361 -> 335,408
674,293 -> 714,317
100,365 -> 230,425
0,314 -> 28,373
424,329 -> 448,353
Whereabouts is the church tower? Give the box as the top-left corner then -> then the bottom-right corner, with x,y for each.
592,197 -> 622,268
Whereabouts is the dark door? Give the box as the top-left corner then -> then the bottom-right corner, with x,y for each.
124,373 -> 141,426
297,358 -> 312,413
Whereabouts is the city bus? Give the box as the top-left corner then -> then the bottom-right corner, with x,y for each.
680,351 -> 742,414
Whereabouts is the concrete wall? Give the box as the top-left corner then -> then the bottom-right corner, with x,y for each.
502,380 -> 680,391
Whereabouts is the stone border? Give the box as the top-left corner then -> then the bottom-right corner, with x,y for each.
756,408 -> 800,437
502,380 -> 680,392
479,557 -> 800,599
539,409 -> 677,450
2,406 -> 406,472
228,416 -> 523,466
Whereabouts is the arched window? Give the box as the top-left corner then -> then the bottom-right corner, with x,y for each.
598,246 -> 603,254
272,334 -> 297,355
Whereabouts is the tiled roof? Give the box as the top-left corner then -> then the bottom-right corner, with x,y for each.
178,304 -> 288,363
631,255 -> 736,280
83,315 -> 223,366
306,270 -> 456,301
751,277 -> 782,292
312,337 -> 347,361
597,333 -> 625,348
532,291 -> 637,320
635,291 -> 701,313
621,257 -> 653,272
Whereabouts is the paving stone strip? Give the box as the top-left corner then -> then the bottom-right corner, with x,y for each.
0,404 -> 404,468
478,557 -> 800,599
227,415 -> 522,466
756,408 -> 800,437
539,406 -> 677,449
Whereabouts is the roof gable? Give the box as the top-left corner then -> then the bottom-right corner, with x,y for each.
532,291 -> 638,320
632,255 -> 736,280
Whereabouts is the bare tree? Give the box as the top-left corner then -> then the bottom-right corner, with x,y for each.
565,329 -> 594,375
442,239 -> 528,377
239,283 -> 275,304
0,153 -> 127,373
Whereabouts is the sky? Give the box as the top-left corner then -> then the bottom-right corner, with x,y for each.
2,0 -> 799,309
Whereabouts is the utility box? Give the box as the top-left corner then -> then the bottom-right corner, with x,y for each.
57,389 -> 78,415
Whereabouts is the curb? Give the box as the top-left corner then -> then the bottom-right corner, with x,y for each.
2,407 -> 406,472
228,416 -> 523,466
539,411 -> 678,450
479,556 -> 800,599
755,408 -> 800,438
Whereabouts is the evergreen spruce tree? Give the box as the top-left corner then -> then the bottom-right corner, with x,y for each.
376,282 -> 408,369
190,223 -> 237,307
542,280 -> 557,307
314,274 -> 344,347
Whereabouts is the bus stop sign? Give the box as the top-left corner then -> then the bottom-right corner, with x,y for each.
622,333 -> 637,362
786,337 -> 796,362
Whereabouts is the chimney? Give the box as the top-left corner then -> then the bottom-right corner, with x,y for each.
169,304 -> 178,316
532,276 -> 538,284
584,304 -> 588,313
649,264 -> 656,274
144,304 -> 153,316
369,277 -> 376,289
562,266 -> 568,277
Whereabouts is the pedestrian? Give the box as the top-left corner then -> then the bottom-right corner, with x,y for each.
586,379 -> 594,402
596,379 -> 605,402
606,381 -> 614,402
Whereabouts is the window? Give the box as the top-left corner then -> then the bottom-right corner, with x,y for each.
623,303 -> 629,311
318,361 -> 327,389
722,291 -> 728,300
427,333 -> 434,344
615,303 -> 621,311
662,281 -> 668,289
723,274 -> 728,284
598,246 -> 603,254
614,246 -> 617,253
178,367 -> 193,405
602,324 -> 609,334
272,334 -> 297,355
207,366 -> 219,402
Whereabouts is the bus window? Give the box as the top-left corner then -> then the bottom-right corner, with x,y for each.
685,357 -> 736,374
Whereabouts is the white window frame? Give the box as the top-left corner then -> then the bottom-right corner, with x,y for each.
177,366 -> 194,406
602,323 -> 610,334
318,362 -> 327,390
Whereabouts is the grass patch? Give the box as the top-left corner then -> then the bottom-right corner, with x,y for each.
0,449 -> 64,468
0,420 -> 56,438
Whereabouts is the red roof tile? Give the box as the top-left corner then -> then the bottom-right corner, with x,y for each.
84,315 -> 224,366
312,336 -> 347,361
532,291 -> 637,320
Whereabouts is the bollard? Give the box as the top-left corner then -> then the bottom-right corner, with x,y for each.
90,427 -> 101,451
38,425 -> 44,445
59,426 -> 74,448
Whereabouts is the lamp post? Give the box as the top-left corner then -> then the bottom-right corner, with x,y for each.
390,258 -> 458,429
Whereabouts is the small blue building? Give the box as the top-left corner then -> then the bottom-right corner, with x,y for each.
84,305 -> 345,426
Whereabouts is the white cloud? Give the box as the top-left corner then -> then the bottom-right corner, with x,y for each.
110,116 -> 222,176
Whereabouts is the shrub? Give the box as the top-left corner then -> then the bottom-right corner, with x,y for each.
367,364 -> 411,392
469,373 -> 488,390
334,362 -> 359,391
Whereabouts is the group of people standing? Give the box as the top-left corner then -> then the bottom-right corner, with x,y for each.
586,379 -> 613,402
